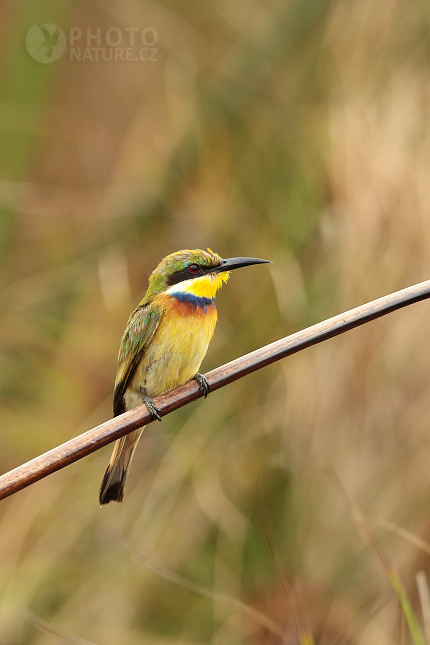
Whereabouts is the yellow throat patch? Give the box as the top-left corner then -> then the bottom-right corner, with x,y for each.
167,272 -> 230,299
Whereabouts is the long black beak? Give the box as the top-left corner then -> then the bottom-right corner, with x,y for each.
213,256 -> 272,272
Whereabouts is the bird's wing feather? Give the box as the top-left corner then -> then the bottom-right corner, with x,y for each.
50,27 -> 60,46
38,24 -> 50,40
113,303 -> 163,416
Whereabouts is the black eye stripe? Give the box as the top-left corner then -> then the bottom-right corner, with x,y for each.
166,265 -> 210,286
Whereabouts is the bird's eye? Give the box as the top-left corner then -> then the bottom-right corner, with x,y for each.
189,264 -> 200,274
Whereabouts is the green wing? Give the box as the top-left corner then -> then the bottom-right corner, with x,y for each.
113,303 -> 162,417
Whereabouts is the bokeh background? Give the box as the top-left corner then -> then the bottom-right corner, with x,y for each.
2,0 -> 430,643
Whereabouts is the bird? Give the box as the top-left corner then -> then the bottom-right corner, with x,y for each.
99,248 -> 271,505
37,24 -> 61,58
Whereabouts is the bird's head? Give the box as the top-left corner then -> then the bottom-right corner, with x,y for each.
144,248 -> 271,301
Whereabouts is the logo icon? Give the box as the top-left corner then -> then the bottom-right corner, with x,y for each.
25,24 -> 66,63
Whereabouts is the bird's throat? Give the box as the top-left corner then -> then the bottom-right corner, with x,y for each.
166,272 -> 229,299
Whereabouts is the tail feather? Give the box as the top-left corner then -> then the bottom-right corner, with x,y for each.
99,428 -> 144,505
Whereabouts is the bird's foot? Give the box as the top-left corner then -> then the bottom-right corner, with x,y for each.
194,373 -> 211,398
140,390 -> 162,421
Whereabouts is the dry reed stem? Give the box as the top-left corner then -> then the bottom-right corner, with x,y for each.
0,278 -> 430,501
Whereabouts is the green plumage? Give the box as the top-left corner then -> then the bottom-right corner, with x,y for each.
144,248 -> 222,300
113,304 -> 162,416
99,248 -> 269,505
112,248 -> 221,417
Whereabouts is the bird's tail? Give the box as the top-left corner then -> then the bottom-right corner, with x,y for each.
99,428 -> 144,505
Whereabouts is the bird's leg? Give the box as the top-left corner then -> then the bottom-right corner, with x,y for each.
194,373 -> 211,398
140,387 -> 162,421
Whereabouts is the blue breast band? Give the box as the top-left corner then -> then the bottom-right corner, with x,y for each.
172,291 -> 214,311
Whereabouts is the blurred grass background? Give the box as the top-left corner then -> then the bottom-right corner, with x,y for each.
2,0 -> 430,643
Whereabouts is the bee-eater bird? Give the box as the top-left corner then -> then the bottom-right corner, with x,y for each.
99,248 -> 271,505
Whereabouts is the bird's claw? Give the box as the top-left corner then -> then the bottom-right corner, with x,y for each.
194,373 -> 211,398
141,392 -> 162,421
